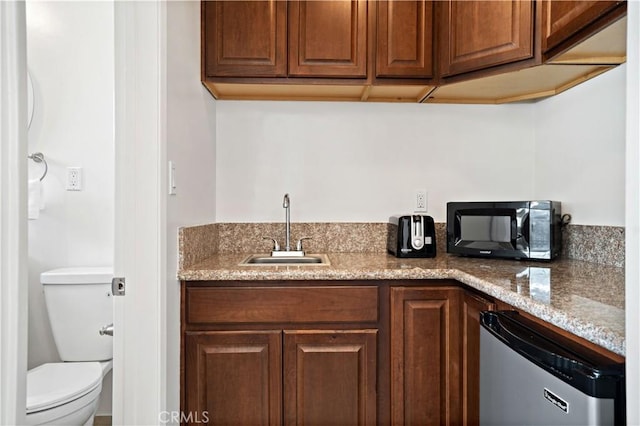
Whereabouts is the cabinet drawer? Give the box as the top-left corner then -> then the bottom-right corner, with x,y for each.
186,286 -> 379,324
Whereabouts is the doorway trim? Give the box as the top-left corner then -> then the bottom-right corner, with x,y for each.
0,2 -> 28,425
112,1 -> 167,424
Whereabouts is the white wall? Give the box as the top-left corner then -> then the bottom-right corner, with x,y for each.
215,68 -> 626,226
534,64 -> 626,226
216,101 -> 536,223
26,0 -> 114,414
165,1 -> 217,421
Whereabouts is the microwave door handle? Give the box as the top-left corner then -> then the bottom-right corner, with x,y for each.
521,213 -> 530,243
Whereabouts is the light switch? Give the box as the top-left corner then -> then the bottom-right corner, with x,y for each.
168,161 -> 176,195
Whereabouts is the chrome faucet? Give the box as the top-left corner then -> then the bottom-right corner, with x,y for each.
264,193 -> 310,256
283,193 -> 291,251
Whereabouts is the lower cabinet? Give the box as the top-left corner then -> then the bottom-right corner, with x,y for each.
185,329 -> 377,426
184,331 -> 283,425
182,281 -> 493,425
390,286 -> 463,425
284,330 -> 377,425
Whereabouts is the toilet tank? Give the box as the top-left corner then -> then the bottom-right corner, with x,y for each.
41,267 -> 113,362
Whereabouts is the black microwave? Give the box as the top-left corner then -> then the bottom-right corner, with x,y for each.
446,201 -> 562,260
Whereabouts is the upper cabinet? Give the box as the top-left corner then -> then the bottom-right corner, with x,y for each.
376,0 -> 435,79
202,1 -> 287,78
439,0 -> 535,77
289,0 -> 368,78
203,0 -> 369,80
201,0 -> 627,103
541,0 -> 626,56
428,0 -> 626,104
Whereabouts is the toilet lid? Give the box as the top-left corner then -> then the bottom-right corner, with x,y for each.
26,362 -> 103,414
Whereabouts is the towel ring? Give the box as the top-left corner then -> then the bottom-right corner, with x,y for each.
28,152 -> 48,181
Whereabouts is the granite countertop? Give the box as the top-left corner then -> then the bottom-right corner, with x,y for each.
179,253 -> 625,356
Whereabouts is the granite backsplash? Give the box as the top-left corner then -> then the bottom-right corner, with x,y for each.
562,224 -> 625,267
179,223 -> 624,269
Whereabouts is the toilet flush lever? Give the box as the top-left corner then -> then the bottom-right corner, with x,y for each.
112,277 -> 125,296
99,324 -> 114,337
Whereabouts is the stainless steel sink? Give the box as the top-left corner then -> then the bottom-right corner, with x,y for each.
239,254 -> 330,266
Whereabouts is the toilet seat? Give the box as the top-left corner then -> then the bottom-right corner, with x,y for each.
27,362 -> 103,414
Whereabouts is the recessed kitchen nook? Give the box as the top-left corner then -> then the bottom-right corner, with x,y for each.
176,1 -> 630,424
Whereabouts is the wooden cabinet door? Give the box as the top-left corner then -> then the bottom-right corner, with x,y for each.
541,0 -> 623,53
462,292 -> 495,426
390,286 -> 462,425
289,0 -> 368,78
184,331 -> 282,425
439,0 -> 535,77
202,1 -> 287,77
376,0 -> 435,78
283,330 -> 377,425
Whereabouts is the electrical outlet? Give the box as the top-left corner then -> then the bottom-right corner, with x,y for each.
414,189 -> 427,212
66,167 -> 82,191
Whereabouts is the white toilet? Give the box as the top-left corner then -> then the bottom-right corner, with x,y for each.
26,267 -> 114,426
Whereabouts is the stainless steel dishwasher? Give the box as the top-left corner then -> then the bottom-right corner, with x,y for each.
479,311 -> 625,426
